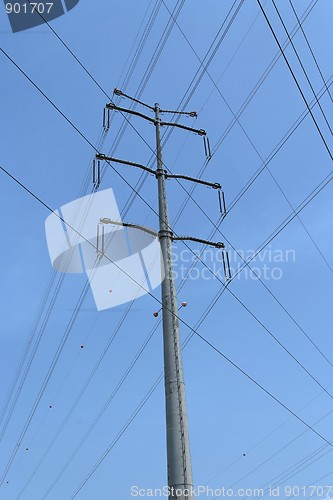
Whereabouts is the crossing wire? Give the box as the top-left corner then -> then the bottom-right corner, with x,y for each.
257,0 -> 333,161
1,33 -> 330,500
2,32 -> 332,409
1,45 -> 333,430
30,0 -> 325,293
2,45 -> 330,410
288,0 -> 333,105
0,0 -> 168,442
65,160 -> 333,495
271,0 -> 333,136
0,0 -> 191,480
210,0 -> 318,156
18,223 -> 214,496
228,409 -> 333,491
161,0 -> 333,275
248,439 -> 333,500
116,0 -> 162,90
0,128 -> 110,443
205,382 -> 333,484
1,158 -> 333,496
0,8 -> 330,488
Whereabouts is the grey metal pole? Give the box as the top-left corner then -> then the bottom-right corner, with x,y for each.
154,103 -> 194,500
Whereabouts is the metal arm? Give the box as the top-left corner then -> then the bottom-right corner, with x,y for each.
166,173 -> 221,190
172,236 -> 225,249
99,218 -> 159,238
96,154 -> 156,175
160,121 -> 206,136
106,103 -> 156,124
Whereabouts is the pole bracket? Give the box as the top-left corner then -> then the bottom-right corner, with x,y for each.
96,154 -> 156,175
172,236 -> 225,249
99,218 -> 159,238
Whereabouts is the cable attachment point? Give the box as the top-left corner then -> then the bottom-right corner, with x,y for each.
92,159 -> 101,188
222,249 -> 232,281
218,190 -> 227,217
96,223 -> 105,256
103,107 -> 110,131
203,136 -> 212,160
113,87 -> 123,96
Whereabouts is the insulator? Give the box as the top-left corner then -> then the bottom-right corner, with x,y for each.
103,108 -> 110,130
206,137 -> 212,160
153,312 -> 159,317
93,160 -> 96,186
203,136 -> 208,157
222,191 -> 227,215
96,224 -> 105,256
203,136 -> 212,160
218,190 -> 227,217
181,301 -> 187,307
97,160 -> 101,186
101,224 -> 105,255
222,250 -> 232,281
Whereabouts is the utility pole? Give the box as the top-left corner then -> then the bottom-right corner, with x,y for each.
97,89 -> 230,499
155,102 -> 193,498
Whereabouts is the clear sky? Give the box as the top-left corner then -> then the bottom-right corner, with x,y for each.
1,0 -> 333,499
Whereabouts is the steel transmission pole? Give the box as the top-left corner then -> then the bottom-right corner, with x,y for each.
99,90 -> 229,498
154,103 -> 193,499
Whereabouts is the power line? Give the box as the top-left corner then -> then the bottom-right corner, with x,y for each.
226,73 -> 333,215
209,0 -> 318,156
18,306 -> 160,498
0,124 -> 112,443
1,159 -> 333,492
257,0 -> 333,161
288,0 -> 333,105
27,0 -> 331,295
1,38 -> 330,492
18,234 -> 211,496
206,381 -> 333,484
3,45 -> 333,399
2,43 -> 333,416
68,322 -> 333,498
116,0 -> 162,89
271,0 -> 333,136
157,0 -> 333,282
228,408 -> 333,490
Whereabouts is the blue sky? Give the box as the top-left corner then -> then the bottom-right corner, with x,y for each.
1,0 -> 333,498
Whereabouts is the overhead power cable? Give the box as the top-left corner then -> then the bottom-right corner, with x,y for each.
257,0 -> 333,161
271,0 -> 333,136
158,2 -> 333,280
288,0 -> 333,105
1,27 -> 330,488
2,45 -> 333,410
1,163 -> 333,467
3,44 -> 333,393
0,123 -> 112,443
